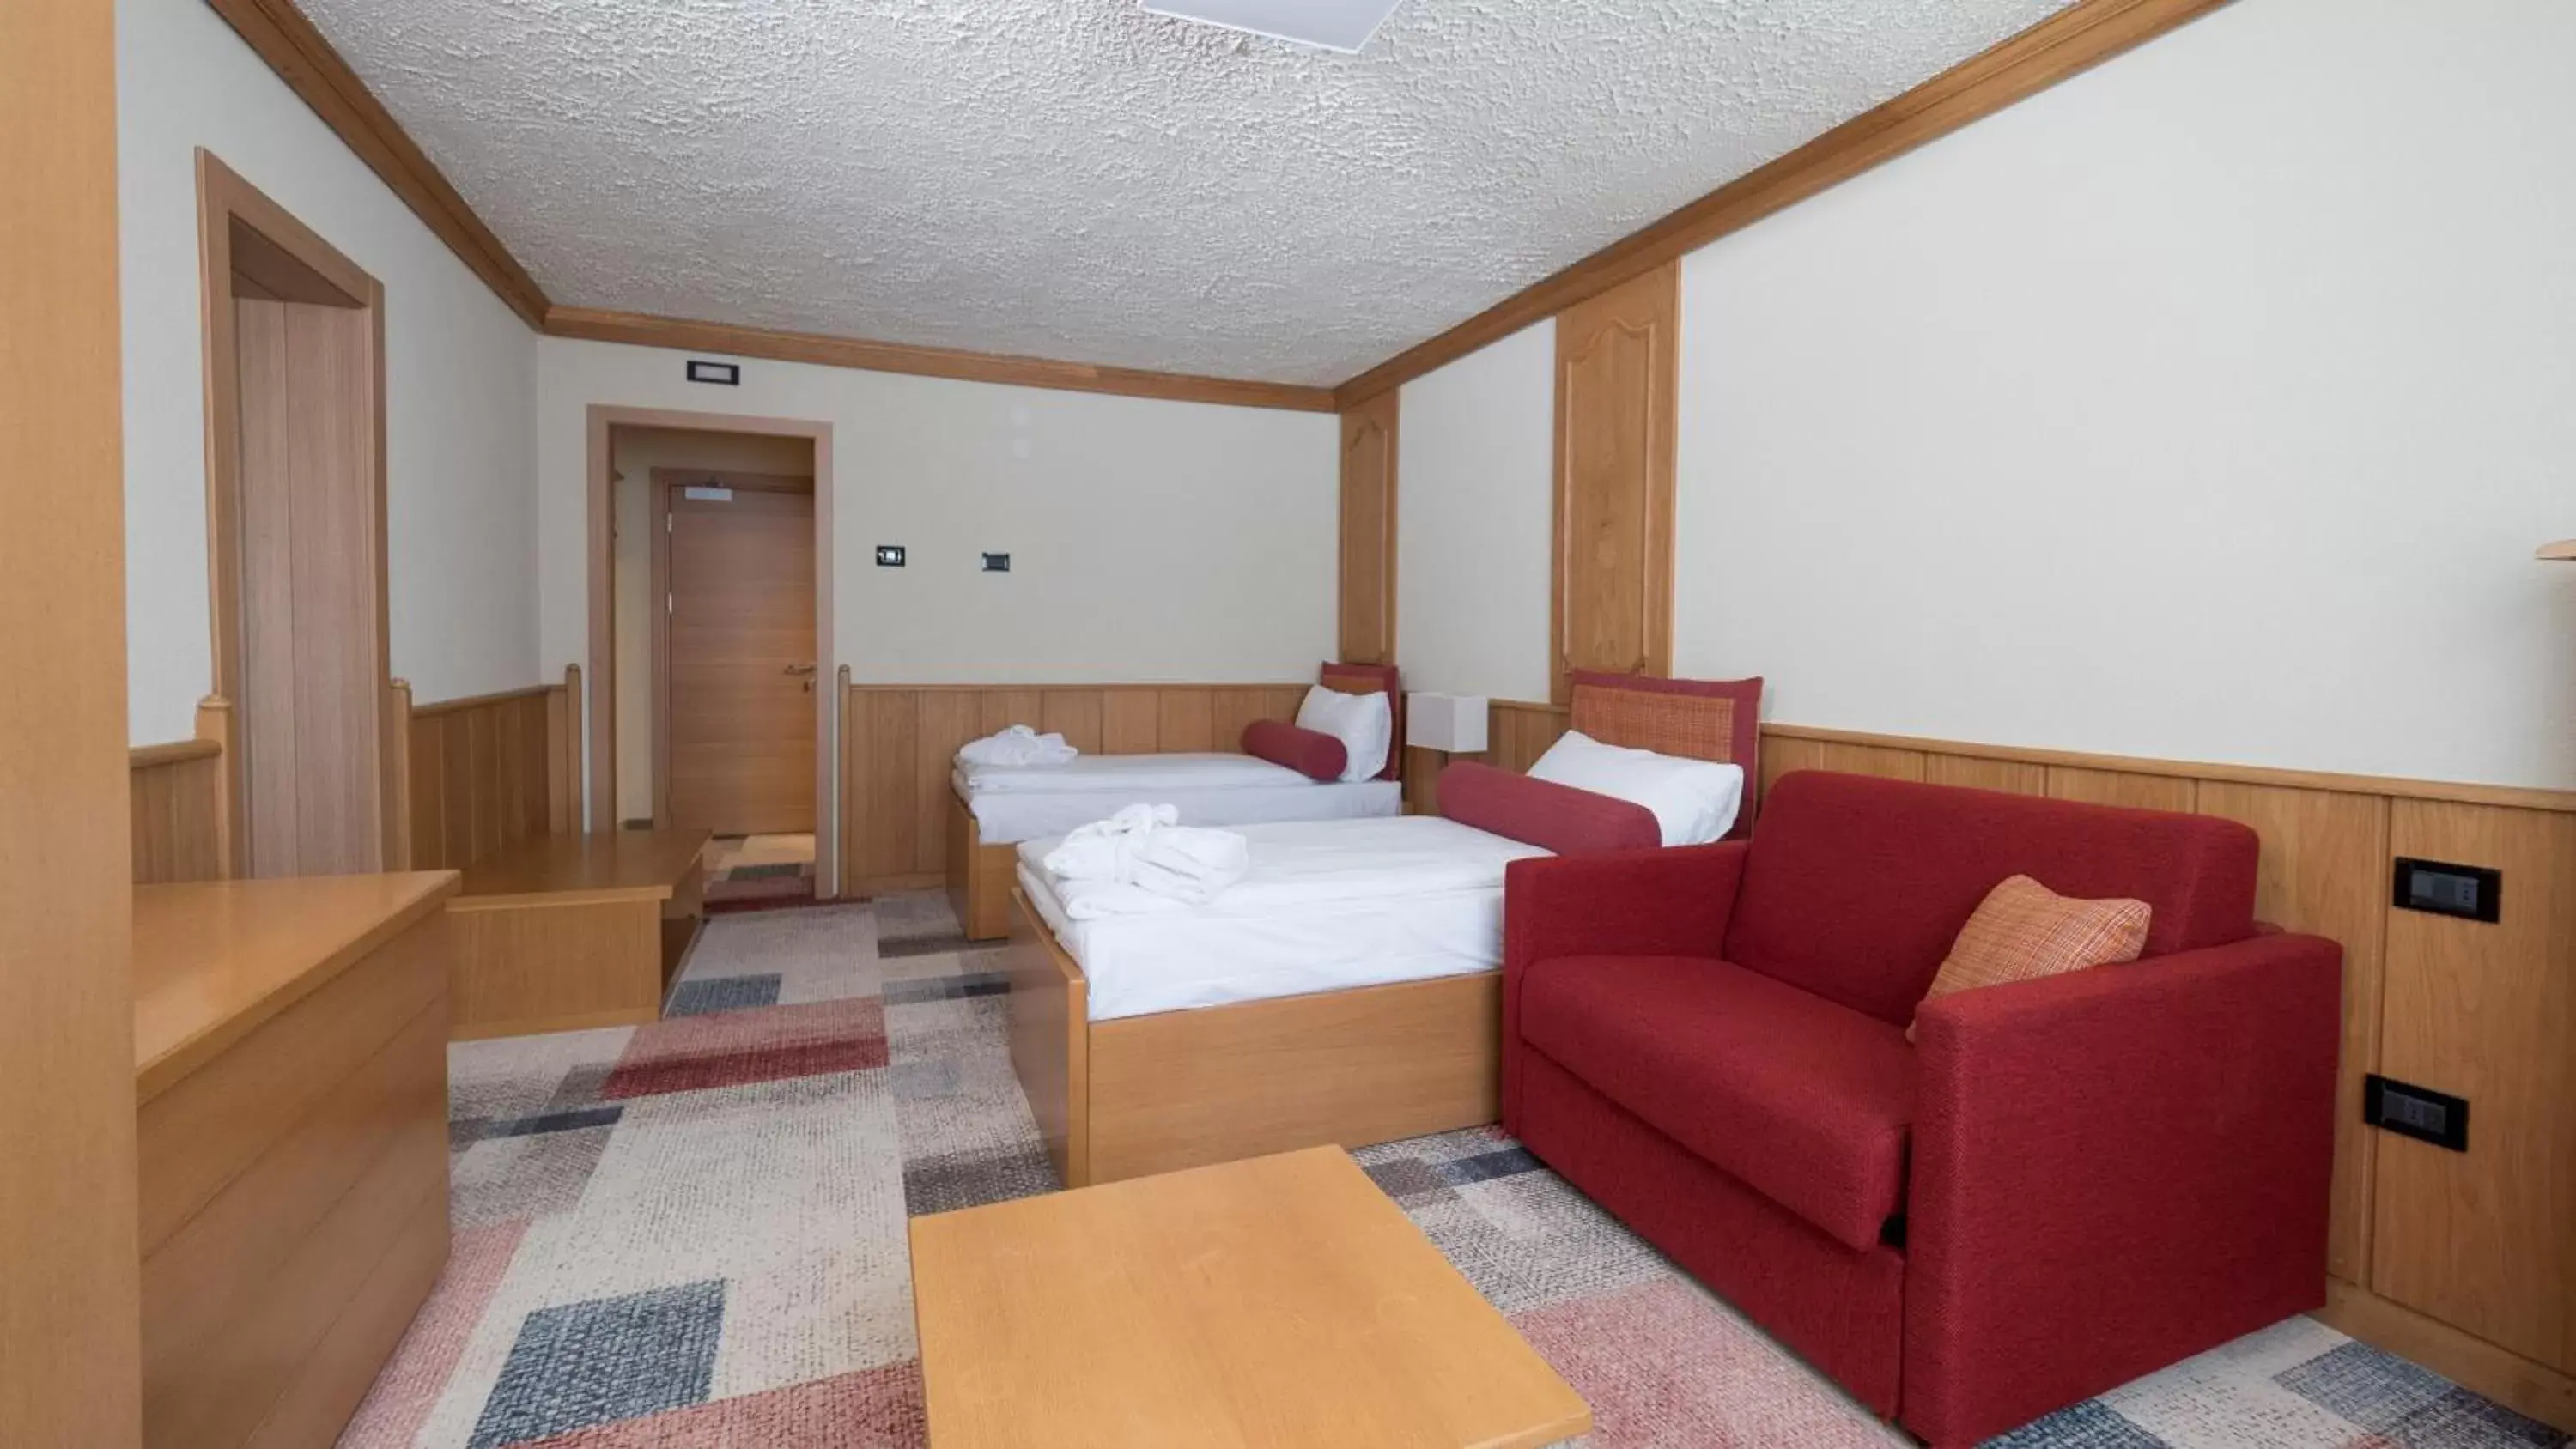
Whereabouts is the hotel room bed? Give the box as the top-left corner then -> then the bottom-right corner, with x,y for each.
946,663 -> 1404,941
1002,671 -> 1759,1189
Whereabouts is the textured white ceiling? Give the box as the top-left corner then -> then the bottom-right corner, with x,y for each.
298,0 -> 2073,386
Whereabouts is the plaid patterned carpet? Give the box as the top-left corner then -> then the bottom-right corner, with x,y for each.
339,894 -> 2569,1449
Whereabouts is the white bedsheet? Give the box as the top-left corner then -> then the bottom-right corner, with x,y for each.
957,752 -> 1297,795
958,755 -> 1399,845
1017,815 -> 1550,1021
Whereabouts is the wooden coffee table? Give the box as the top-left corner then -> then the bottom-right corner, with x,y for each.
908,1146 -> 1589,1447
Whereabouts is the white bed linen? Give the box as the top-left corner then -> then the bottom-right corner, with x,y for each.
957,752 -> 1298,795
1016,815 -> 1549,1022
958,755 -> 1399,845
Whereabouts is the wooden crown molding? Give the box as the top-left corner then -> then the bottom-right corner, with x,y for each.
203,0 -> 548,328
543,306 -> 1338,413
1333,0 -> 2233,406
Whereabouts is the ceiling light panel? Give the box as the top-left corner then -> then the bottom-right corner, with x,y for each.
1139,0 -> 1404,53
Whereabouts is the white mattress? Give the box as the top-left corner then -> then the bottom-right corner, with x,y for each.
1016,815 -> 1550,1022
957,753 -> 1400,845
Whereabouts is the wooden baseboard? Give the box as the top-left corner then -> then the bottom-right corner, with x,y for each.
2318,1278 -> 2576,1434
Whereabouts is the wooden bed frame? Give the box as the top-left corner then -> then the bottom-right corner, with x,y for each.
950,665 -> 1401,943
996,670 -> 1760,1189
1003,889 -> 1501,1188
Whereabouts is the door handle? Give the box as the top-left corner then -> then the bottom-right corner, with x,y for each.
783,664 -> 817,676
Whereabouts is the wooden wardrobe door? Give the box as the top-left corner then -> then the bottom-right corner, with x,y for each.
1338,391 -> 1399,667
1552,263 -> 1678,702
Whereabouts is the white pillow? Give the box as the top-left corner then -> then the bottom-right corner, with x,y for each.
1294,685 -> 1391,783
1527,730 -> 1745,845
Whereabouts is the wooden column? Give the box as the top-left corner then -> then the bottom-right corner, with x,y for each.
1337,391 -> 1400,667
1551,261 -> 1678,702
0,0 -> 145,1441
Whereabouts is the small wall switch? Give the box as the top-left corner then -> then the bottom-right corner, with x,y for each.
981,552 -> 1012,573
876,546 -> 906,567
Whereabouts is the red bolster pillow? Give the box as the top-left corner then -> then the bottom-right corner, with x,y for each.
1437,761 -> 1660,855
1242,719 -> 1347,782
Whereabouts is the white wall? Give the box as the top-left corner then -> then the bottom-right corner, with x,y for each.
538,339 -> 1340,696
1395,320 -> 1557,703
610,427 -> 816,823
1673,0 -> 2576,790
117,0 -> 539,744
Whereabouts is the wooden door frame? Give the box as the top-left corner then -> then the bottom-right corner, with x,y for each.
586,405 -> 837,894
646,468 -> 817,828
197,149 -> 404,871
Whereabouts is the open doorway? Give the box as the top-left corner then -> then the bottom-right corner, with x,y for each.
197,150 -> 400,877
589,409 -> 837,901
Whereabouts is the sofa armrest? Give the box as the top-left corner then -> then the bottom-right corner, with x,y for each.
1903,931 -> 2342,1446
1499,842 -> 1746,1129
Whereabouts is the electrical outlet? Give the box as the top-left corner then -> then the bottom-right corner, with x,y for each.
981,552 -> 1012,573
876,545 -> 906,567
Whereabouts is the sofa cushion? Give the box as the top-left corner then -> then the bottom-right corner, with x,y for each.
1519,955 -> 1916,1252
1726,772 -> 2258,1027
1910,875 -> 2150,1040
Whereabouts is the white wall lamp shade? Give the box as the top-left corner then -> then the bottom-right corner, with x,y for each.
1406,693 -> 1490,754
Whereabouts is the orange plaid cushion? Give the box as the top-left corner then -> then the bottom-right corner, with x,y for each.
1909,875 -> 2151,1040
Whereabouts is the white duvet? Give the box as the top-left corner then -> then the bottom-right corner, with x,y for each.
1025,814 -> 1540,919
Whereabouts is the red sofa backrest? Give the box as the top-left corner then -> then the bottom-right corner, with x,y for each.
1722,771 -> 2260,1027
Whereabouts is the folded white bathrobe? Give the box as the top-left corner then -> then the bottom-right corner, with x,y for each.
957,724 -> 1078,767
1042,803 -> 1249,916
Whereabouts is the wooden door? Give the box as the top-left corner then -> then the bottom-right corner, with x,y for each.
1552,262 -> 1678,701
233,289 -> 386,877
660,481 -> 817,834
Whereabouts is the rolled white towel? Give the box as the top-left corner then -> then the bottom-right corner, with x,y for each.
1131,828 -> 1250,906
1041,803 -> 1178,882
957,724 -> 1078,767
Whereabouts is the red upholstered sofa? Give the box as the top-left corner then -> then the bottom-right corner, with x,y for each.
1501,770 -> 2342,1446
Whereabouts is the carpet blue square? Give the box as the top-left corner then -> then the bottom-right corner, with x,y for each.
468,1279 -> 726,1449
665,974 -> 782,1017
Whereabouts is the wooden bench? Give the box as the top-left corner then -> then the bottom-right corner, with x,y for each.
134,871 -> 459,1449
447,828 -> 711,1040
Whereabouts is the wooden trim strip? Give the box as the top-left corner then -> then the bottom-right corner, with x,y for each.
200,0 -> 547,328
1762,723 -> 2576,815
545,306 -> 1339,414
1332,0 -> 2231,405
405,682 -> 560,720
131,740 -> 222,769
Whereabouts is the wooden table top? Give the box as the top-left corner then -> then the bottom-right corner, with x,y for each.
132,872 -> 459,1102
908,1146 -> 1589,1448
451,828 -> 711,907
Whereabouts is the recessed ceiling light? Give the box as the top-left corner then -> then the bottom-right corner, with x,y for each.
1139,0 -> 1404,54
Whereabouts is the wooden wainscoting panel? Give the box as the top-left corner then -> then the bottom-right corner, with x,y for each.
1042,690 -> 1104,755
1490,701 -> 1572,774
2195,782 -> 2391,1284
1550,263 -> 1678,702
1761,736 -> 1927,798
1923,753 -> 2046,796
1102,690 -> 1163,755
2045,764 -> 2196,814
2320,1280 -> 2576,1434
1157,690 -> 1216,754
401,684 -> 569,874
131,740 -> 228,885
912,690 -> 981,878
2372,801 -> 2576,1373
861,689 -> 922,882
1338,391 -> 1400,667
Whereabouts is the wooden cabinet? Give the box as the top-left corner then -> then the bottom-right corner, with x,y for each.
134,873 -> 458,1449
1551,262 -> 1677,701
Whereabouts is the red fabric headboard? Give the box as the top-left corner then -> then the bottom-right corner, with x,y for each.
1564,670 -> 1764,838
1317,662 -> 1403,782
